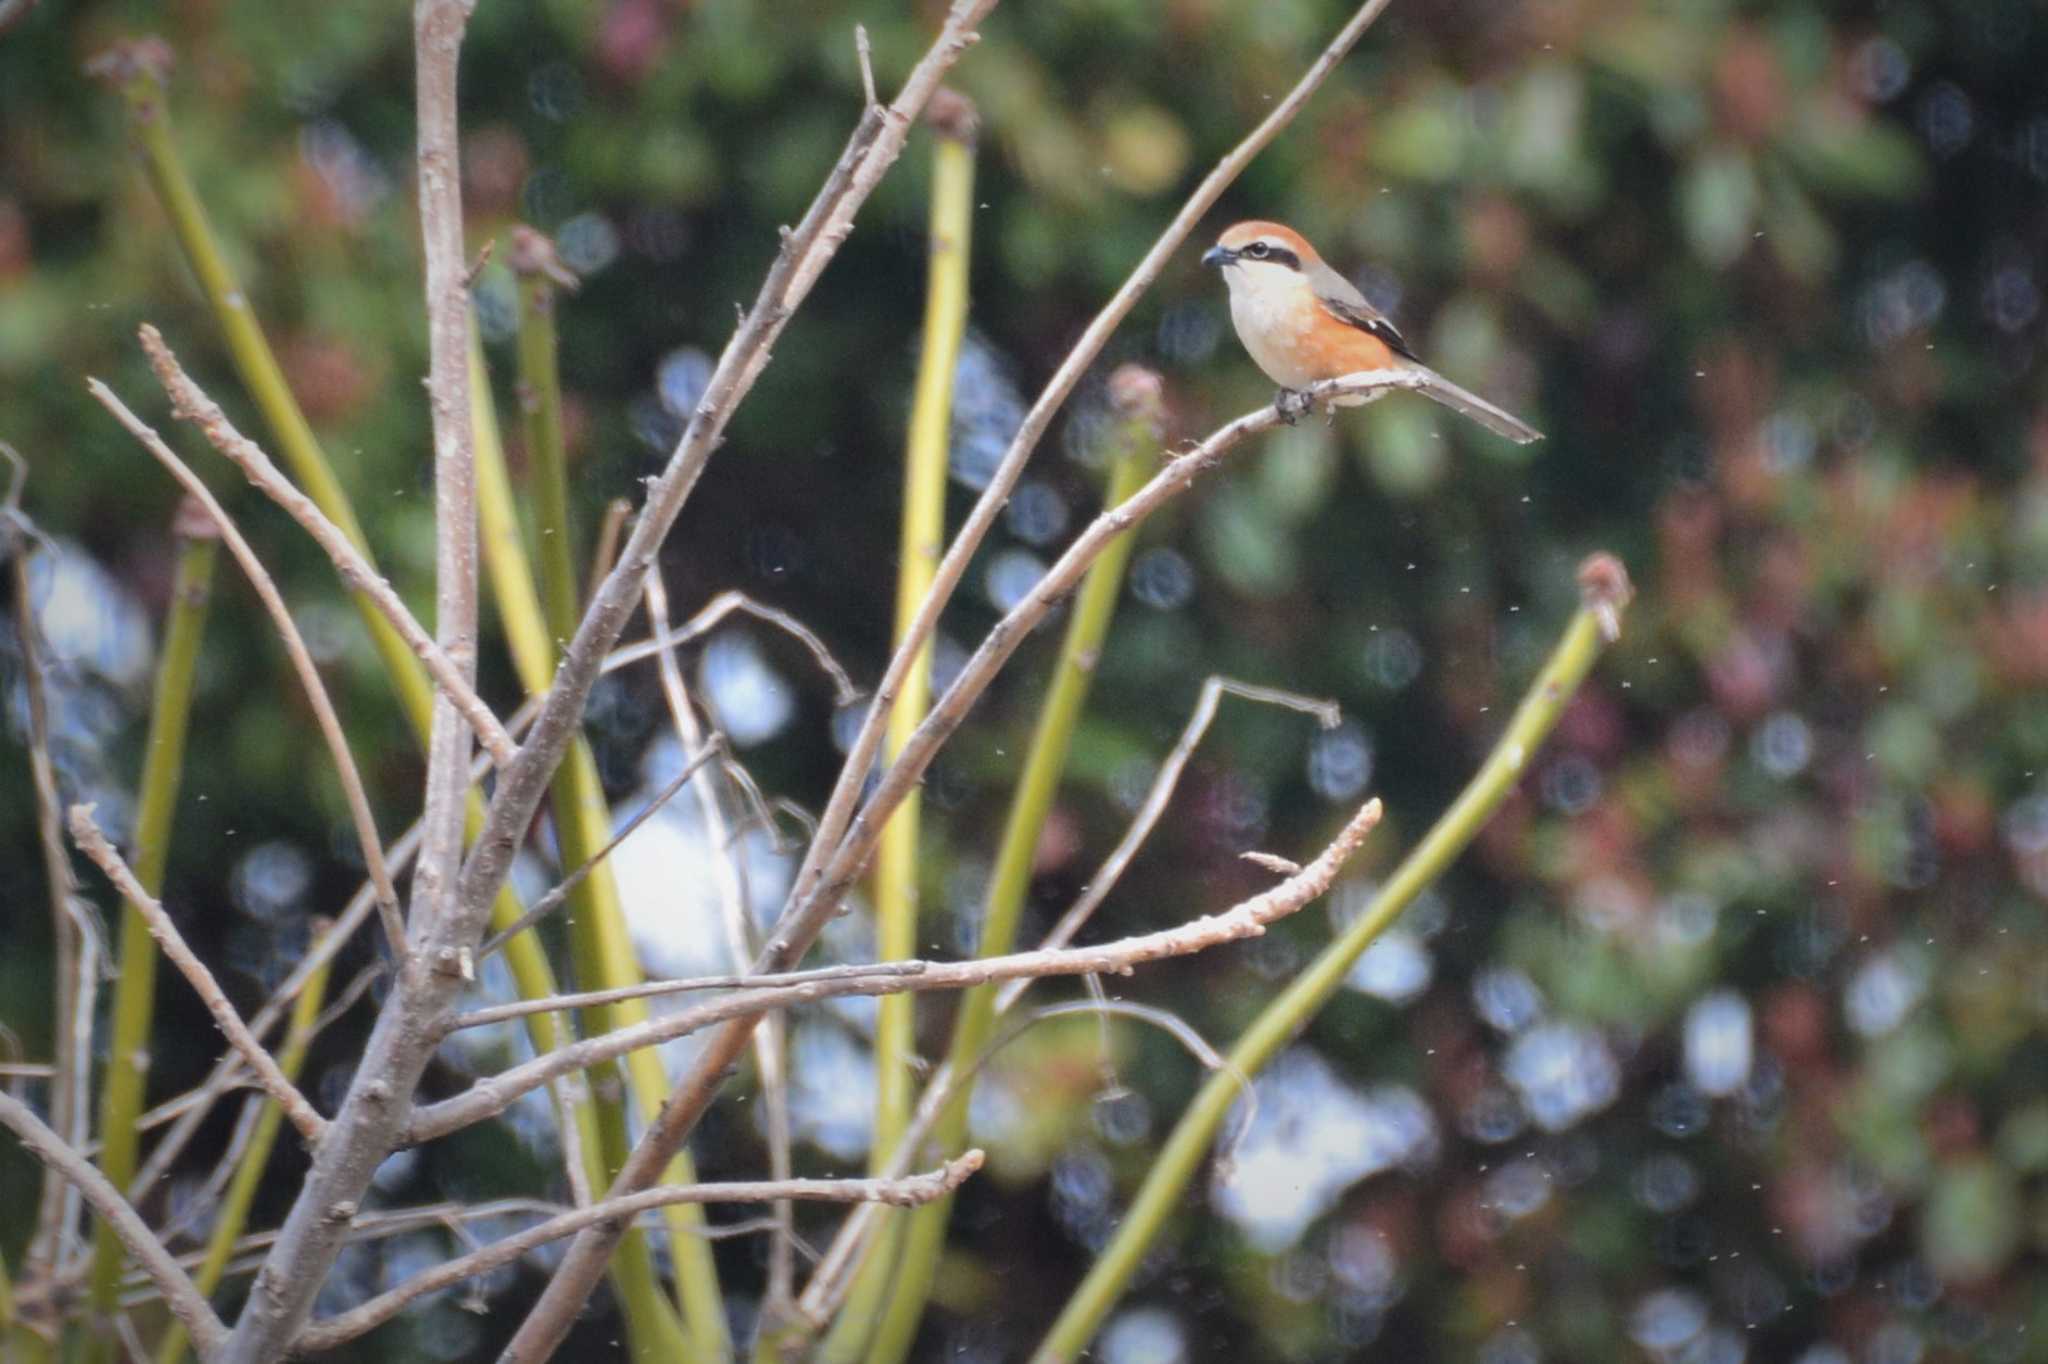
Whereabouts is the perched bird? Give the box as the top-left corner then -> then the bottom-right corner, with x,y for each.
1202,220 -> 1542,444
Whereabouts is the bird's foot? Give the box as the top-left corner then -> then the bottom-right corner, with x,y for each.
1273,388 -> 1312,425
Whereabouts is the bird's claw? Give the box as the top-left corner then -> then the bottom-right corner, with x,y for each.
1273,389 -> 1312,425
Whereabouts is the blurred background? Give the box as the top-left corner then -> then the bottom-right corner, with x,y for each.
4,0 -> 2048,1359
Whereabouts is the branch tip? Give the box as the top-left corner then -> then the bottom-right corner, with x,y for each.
506,225 -> 579,291
1107,363 -> 1166,433
84,36 -> 174,91
1575,552 -> 1633,642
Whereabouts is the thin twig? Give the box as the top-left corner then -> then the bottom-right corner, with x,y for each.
406,798 -> 1381,1147
789,995 -> 1241,1331
68,805 -> 328,1146
0,1091 -> 228,1355
294,1153 -> 985,1354
75,1200 -> 801,1313
85,381 -> 410,957
854,24 -> 878,109
999,678 -> 1338,1011
1008,999 -> 1232,1080
643,568 -> 800,1309
138,324 -> 517,766
603,588 -> 859,704
474,736 -> 726,961
446,961 -> 931,1032
6,453 -> 93,1279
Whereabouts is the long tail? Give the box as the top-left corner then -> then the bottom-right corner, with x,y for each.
1412,364 -> 1544,445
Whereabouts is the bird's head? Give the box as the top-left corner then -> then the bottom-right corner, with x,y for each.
1201,221 -> 1320,278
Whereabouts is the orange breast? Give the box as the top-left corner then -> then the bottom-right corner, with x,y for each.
1294,310 -> 1403,380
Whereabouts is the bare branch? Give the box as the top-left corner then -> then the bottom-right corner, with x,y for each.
293,1153 -> 984,1354
138,324 -> 517,767
87,379 -> 409,955
430,6 -> 995,1348
0,1091 -> 228,1356
407,798 -> 1381,1147
210,2 -> 486,1356
69,805 -> 327,1146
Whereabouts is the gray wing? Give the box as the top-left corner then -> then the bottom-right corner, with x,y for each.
1308,260 -> 1420,363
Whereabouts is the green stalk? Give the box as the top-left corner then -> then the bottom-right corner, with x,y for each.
83,508 -> 218,1361
155,933 -> 334,1364
99,48 -> 434,734
101,50 -> 560,1029
502,257 -> 729,1360
821,96 -> 978,1364
0,1247 -> 49,1364
1028,566 -> 1630,1361
99,47 -> 671,1354
859,388 -> 1160,1364
511,233 -> 581,655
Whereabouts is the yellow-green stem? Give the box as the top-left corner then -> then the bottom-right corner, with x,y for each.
0,1248 -> 49,1364
114,67 -> 564,1092
155,935 -> 333,1364
861,424 -> 1155,1364
108,58 -> 664,1355
84,524 -> 217,1360
110,63 -> 435,735
823,119 -> 976,1364
514,264 -> 580,653
496,285 -> 729,1360
1029,597 -> 1618,1361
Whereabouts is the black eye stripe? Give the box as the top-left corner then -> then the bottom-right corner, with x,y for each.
1237,241 -> 1299,269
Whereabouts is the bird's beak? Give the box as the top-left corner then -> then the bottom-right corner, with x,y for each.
1201,245 -> 1235,269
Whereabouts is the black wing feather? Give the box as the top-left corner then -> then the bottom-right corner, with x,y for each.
1321,296 -> 1421,363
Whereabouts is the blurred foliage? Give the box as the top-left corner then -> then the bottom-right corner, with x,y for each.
2,0 -> 2047,1360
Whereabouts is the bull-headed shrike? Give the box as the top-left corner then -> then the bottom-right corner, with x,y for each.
1203,220 -> 1542,444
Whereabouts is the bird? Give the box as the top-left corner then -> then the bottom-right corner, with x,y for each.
1201,220 -> 1543,444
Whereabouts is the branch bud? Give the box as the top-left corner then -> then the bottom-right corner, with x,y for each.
1576,552 -> 1634,642
924,86 -> 980,146
1106,362 -> 1166,436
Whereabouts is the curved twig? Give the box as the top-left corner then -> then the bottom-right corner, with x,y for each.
0,1091 -> 228,1356
88,379 -> 410,957
68,806 -> 327,1146
292,1153 -> 985,1354
138,324 -> 516,767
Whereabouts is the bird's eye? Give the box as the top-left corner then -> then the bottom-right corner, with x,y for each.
1245,242 -> 1270,259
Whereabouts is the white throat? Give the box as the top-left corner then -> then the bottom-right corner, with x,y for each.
1221,261 -> 1319,391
